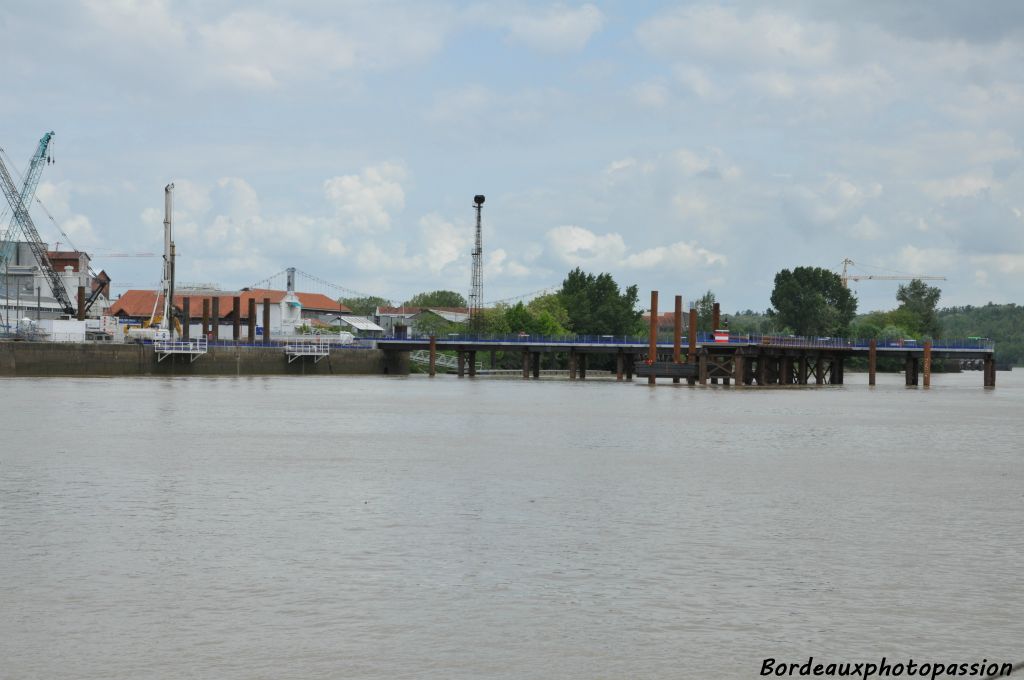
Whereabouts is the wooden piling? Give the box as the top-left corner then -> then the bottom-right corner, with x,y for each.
263,297 -> 271,343
673,295 -> 682,384
733,354 -> 744,387
211,297 -> 220,341
648,291 -> 658,386
815,354 -> 824,385
77,286 -> 86,321
429,336 -> 437,377
182,297 -> 190,340
923,341 -> 932,388
468,350 -> 476,377
868,339 -> 877,386
232,296 -> 241,340
202,298 -> 210,337
532,352 -> 541,379
248,298 -> 256,342
698,351 -> 708,385
712,302 -> 720,331
687,306 -> 698,385
616,350 -> 624,381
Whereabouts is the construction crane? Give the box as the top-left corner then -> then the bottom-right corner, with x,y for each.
840,258 -> 946,289
0,140 -> 76,316
0,131 -> 54,272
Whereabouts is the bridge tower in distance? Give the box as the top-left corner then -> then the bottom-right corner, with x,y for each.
469,194 -> 485,334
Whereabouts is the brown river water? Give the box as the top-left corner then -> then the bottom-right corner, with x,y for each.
1,371 -> 1022,679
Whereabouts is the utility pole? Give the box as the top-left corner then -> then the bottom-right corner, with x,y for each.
469,194 -> 485,335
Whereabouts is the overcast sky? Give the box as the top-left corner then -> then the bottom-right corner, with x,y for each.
3,1 -> 1023,312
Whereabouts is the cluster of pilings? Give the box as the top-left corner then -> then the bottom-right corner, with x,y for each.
176,295 -> 274,343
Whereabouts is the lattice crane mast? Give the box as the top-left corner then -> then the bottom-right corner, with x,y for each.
840,258 -> 946,289
0,138 -> 76,315
0,131 -> 54,272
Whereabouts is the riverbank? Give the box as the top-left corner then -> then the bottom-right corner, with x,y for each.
0,341 -> 408,377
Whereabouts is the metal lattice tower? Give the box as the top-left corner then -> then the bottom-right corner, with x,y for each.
469,194 -> 485,333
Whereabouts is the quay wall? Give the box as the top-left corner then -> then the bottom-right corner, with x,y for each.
0,342 -> 409,377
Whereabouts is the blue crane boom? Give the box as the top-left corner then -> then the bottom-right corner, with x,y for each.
0,131 -> 55,271
0,137 -> 76,316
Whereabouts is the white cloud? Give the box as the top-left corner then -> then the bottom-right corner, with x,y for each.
420,213 -> 468,274
622,241 -> 726,269
633,80 -> 671,108
324,163 -> 406,232
198,11 -> 356,88
636,6 -> 836,66
501,4 -> 605,53
545,225 -> 724,271
546,225 -> 627,266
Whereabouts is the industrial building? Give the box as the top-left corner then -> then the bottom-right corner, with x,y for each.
1,241 -> 112,331
108,286 -> 351,339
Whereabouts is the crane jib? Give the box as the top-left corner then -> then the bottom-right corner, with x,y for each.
0,152 -> 76,316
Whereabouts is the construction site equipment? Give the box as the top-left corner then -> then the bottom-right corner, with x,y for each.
0,132 -> 54,269
0,135 -> 76,315
840,258 -> 945,289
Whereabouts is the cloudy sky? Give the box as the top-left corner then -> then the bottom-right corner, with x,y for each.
3,1 -> 1023,312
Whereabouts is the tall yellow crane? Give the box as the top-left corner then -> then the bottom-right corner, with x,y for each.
840,258 -> 946,288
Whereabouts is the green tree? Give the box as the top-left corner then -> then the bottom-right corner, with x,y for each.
695,290 -> 716,330
769,266 -> 857,336
896,279 -> 942,337
558,268 -> 642,336
339,295 -> 392,316
404,290 -> 467,308
527,293 -> 570,332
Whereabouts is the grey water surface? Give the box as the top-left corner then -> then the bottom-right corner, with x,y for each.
1,371 -> 1022,679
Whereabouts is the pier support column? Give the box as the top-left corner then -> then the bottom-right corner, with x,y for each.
522,351 -> 530,379
923,341 -> 932,388
699,351 -> 708,385
232,296 -> 241,341
211,297 -> 220,341
687,307 -> 698,385
579,353 -> 587,380
248,299 -> 256,343
532,352 -> 541,379
984,356 -> 995,387
905,356 -> 917,386
815,354 -> 824,385
182,297 -> 190,340
779,356 -> 791,385
569,350 -> 578,380
616,350 -> 624,381
457,352 -> 466,378
733,354 -> 744,388
673,295 -> 683,384
625,356 -> 633,381
868,340 -> 877,386
798,354 -> 808,385
429,336 -> 437,377
831,356 -> 847,383
202,298 -> 210,338
263,298 -> 271,344
468,351 -> 477,377
648,290 -> 658,386
757,353 -> 768,385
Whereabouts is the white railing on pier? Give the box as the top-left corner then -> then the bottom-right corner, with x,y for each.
285,335 -> 331,363
154,337 -> 208,363
410,349 -> 483,372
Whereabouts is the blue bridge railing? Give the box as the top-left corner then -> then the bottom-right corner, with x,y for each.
379,332 -> 995,351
